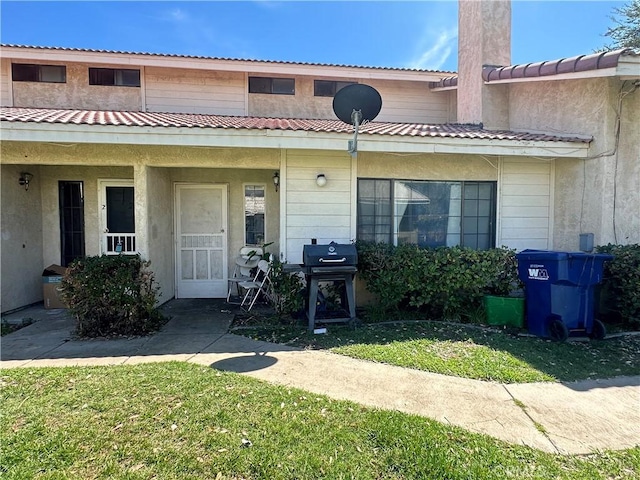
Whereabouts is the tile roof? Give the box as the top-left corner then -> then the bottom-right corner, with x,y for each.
482,48 -> 638,82
429,49 -> 638,89
0,44 -> 453,74
429,76 -> 458,89
0,107 -> 591,144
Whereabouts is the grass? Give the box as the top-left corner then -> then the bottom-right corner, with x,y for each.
2,362 -> 639,479
234,320 -> 640,383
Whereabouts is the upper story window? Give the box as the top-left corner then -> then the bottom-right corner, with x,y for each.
248,76 -> 295,95
89,68 -> 141,87
314,80 -> 356,97
357,179 -> 496,250
12,63 -> 66,83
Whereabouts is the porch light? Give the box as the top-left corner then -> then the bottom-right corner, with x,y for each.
18,172 -> 33,191
316,174 -> 327,187
272,171 -> 280,192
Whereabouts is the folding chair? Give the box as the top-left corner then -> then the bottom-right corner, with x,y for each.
239,259 -> 273,311
226,246 -> 263,303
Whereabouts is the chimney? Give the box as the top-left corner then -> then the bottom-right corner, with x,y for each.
457,0 -> 511,129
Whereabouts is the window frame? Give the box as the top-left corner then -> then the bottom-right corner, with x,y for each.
12,63 -> 66,83
243,183 -> 267,246
248,76 -> 295,95
357,178 -> 497,250
88,67 -> 141,87
313,80 -> 357,97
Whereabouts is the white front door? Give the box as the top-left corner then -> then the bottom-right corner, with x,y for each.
175,184 -> 228,298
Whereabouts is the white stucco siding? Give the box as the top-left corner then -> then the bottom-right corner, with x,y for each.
499,159 -> 553,251
145,67 -> 246,115
283,150 -> 354,264
509,78 -> 608,140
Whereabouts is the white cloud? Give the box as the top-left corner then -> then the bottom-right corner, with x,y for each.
156,8 -> 189,23
409,27 -> 458,71
168,9 -> 188,22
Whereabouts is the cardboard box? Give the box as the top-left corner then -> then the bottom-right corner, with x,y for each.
42,264 -> 68,309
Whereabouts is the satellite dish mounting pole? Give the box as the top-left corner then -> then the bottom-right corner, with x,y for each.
332,83 -> 382,156
348,109 -> 362,156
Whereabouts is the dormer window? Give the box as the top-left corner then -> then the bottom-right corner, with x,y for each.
314,80 -> 356,97
12,63 -> 66,83
248,76 -> 295,95
89,68 -> 140,87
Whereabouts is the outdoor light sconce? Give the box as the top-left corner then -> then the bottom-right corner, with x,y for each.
18,172 -> 33,191
272,171 -> 280,192
316,173 -> 327,187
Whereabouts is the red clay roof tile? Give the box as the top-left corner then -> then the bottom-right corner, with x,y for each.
0,107 -> 591,144
482,48 -> 637,82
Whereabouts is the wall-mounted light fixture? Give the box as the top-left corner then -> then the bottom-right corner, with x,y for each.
19,172 -> 33,191
272,171 -> 280,192
316,173 -> 327,187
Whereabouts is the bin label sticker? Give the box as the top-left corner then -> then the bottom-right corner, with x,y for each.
527,265 -> 549,281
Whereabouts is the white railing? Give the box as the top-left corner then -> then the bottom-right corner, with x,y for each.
104,233 -> 136,255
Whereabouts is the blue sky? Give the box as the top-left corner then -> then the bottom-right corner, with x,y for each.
0,1 -> 626,72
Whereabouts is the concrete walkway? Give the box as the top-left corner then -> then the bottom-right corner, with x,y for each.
1,299 -> 638,455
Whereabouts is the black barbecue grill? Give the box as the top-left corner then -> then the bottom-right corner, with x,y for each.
302,242 -> 358,331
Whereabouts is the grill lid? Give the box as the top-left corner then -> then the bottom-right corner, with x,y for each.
303,241 -> 358,267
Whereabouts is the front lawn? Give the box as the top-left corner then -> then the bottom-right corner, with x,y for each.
235,321 -> 640,383
2,363 -> 638,479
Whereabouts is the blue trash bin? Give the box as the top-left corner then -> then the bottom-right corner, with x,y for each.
516,250 -> 613,341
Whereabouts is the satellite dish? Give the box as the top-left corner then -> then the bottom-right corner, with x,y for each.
332,84 -> 382,155
333,84 -> 382,125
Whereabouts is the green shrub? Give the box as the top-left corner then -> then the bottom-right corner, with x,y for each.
269,259 -> 305,318
595,243 -> 640,328
60,254 -> 165,337
356,241 -> 521,322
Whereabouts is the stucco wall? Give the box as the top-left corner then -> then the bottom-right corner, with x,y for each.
0,142 -> 280,169
509,77 -> 639,248
38,166 -> 135,265
142,166 -> 174,303
1,164 -> 43,312
1,141 -> 282,308
457,0 -> 511,127
614,84 -> 640,244
10,62 -> 141,111
358,152 -> 497,180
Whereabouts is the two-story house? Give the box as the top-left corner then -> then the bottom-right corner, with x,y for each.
1,0 -> 639,313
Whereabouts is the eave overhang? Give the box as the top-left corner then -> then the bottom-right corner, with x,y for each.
0,121 -> 591,159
